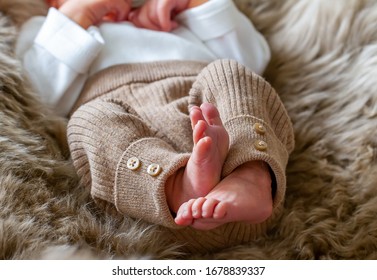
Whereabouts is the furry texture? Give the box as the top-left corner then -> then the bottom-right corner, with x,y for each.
1,0 -> 377,259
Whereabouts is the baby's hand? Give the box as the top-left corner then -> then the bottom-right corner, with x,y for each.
128,0 -> 190,32
59,0 -> 133,29
46,0 -> 67,9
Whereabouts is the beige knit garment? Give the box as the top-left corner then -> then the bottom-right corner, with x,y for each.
67,59 -> 294,253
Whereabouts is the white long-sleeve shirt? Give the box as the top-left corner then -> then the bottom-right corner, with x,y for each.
16,0 -> 271,116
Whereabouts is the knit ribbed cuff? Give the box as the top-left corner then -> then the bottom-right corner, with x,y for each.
222,116 -> 289,209
114,138 -> 190,228
188,59 -> 294,210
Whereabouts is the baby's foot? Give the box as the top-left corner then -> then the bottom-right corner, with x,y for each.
185,103 -> 229,192
175,161 -> 273,230
166,103 -> 229,213
174,197 -> 227,228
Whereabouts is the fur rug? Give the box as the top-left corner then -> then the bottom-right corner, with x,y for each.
1,0 -> 377,259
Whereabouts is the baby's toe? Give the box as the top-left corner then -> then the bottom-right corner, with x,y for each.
201,198 -> 220,218
175,200 -> 195,226
191,197 -> 206,219
213,201 -> 228,219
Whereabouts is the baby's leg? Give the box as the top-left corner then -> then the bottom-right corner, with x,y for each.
165,103 -> 229,213
174,161 -> 273,230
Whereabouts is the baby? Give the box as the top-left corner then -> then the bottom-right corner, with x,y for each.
16,0 -> 293,241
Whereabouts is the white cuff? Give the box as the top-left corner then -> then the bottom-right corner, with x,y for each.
176,0 -> 238,41
34,8 -> 104,74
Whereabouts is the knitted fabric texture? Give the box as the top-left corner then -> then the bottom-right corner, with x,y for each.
67,59 -> 294,253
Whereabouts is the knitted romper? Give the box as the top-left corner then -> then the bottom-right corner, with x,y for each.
67,59 -> 295,253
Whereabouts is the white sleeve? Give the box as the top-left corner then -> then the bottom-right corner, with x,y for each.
176,0 -> 271,75
15,8 -> 104,116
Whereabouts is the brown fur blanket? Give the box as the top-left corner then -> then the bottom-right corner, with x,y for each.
1,0 -> 377,259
